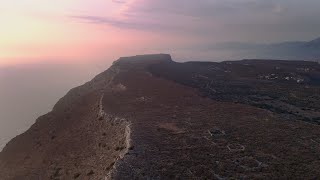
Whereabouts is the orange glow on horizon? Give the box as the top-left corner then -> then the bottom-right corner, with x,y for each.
0,0 -> 197,66
0,0 -> 144,66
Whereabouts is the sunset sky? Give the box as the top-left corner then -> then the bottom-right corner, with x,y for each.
1,0 -> 320,151
1,0 -> 320,66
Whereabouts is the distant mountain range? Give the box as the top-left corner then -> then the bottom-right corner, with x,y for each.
211,37 -> 320,61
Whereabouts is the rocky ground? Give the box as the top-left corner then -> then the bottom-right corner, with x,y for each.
0,54 -> 320,179
150,59 -> 320,124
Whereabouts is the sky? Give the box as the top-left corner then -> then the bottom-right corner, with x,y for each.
1,0 -> 320,66
1,0 -> 320,150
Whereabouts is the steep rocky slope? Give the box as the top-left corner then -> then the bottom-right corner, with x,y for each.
1,54 -> 320,179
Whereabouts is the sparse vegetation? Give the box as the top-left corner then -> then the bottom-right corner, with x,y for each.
1,55 -> 320,179
150,59 -> 320,124
87,170 -> 94,176
73,173 -> 80,179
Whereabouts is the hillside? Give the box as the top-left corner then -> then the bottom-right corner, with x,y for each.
1,54 -> 320,179
306,37 -> 320,48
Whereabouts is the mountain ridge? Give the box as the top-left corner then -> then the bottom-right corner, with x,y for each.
210,37 -> 320,61
305,37 -> 320,48
1,54 -> 320,179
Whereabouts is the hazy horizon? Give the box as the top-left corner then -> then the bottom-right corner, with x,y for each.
2,0 -> 320,66
1,0 -> 320,151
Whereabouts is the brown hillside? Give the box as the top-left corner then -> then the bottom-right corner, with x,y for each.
1,54 -> 320,179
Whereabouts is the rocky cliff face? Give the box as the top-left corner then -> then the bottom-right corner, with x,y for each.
1,54 -> 320,179
0,57 -> 127,179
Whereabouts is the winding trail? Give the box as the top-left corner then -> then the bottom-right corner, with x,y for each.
100,93 -> 132,180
